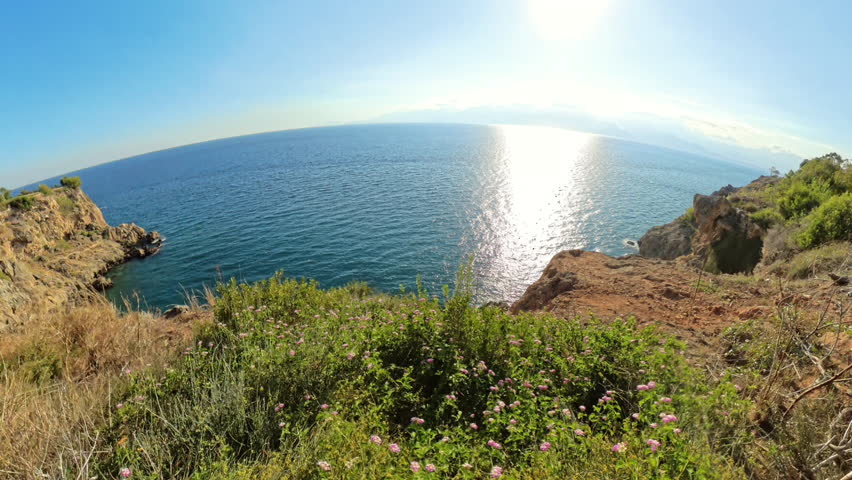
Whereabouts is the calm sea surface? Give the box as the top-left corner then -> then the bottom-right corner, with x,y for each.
29,124 -> 762,309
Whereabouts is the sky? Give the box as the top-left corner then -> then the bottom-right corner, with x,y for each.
1,0 -> 850,188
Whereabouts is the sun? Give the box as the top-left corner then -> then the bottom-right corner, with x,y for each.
528,0 -> 610,41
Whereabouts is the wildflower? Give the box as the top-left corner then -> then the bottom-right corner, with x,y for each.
631,413 -> 640,420
389,443 -> 401,453
487,439 -> 502,449
410,461 -> 421,473
579,405 -> 586,412
425,464 -> 436,473
441,436 -> 450,443
410,416 -> 425,425
540,442 -> 551,452
646,439 -> 661,453
612,442 -> 626,453
119,467 -> 132,478
650,422 -> 659,429
673,428 -> 682,434
646,381 -> 657,389
509,418 -> 517,425
574,429 -> 585,436
470,423 -> 478,430
538,385 -> 549,391
662,414 -> 678,424
115,403 -> 124,410
346,352 -> 355,360
490,466 -> 503,478
659,397 -> 672,403
462,463 -> 473,470
274,403 -> 285,412
289,349 -> 296,356
279,421 -> 286,428
320,404 -> 329,410
562,408 -> 570,416
370,435 -> 382,445
426,358 -> 434,364
317,461 -> 331,472
445,394 -> 457,401
460,368 -> 469,375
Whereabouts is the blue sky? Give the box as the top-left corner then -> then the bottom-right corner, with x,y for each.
2,0 -> 850,187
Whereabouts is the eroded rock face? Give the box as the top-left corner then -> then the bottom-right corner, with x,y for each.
692,194 -> 763,274
511,250 -> 581,313
638,220 -> 695,260
0,189 -> 161,330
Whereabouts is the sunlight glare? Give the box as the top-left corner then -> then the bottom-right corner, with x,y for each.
528,0 -> 609,41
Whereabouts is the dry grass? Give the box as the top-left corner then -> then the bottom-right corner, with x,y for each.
0,298 -> 207,479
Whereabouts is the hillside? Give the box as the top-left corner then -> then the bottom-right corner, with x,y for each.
0,185 -> 161,330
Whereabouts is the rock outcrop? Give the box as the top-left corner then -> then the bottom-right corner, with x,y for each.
638,220 -> 695,260
639,181 -> 764,273
0,188 -> 161,330
692,193 -> 763,274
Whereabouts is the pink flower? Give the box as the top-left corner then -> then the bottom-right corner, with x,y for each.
637,384 -> 649,391
320,404 -> 329,410
509,418 -> 517,425
574,429 -> 585,436
346,352 -> 355,360
425,464 -> 436,473
389,443 -> 401,454
487,439 -> 502,449
317,461 -> 331,472
410,461 -> 421,473
462,463 -> 473,469
370,435 -> 382,445
662,414 -> 678,424
470,423 -> 478,430
410,416 -> 425,425
612,442 -> 626,453
631,413 -> 640,420
119,468 -> 132,478
674,428 -> 682,434
426,358 -> 434,364
538,385 -> 549,391
441,436 -> 450,443
646,438 -> 661,453
646,381 -> 657,390
660,397 -> 672,403
539,442 -> 551,452
446,394 -> 457,401
274,403 -> 285,412
650,422 -> 659,429
490,466 -> 503,478
579,405 -> 586,412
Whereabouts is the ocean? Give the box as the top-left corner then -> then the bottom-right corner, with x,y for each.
27,123 -> 762,309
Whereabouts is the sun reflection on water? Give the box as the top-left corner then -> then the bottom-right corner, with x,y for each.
474,125 -> 598,301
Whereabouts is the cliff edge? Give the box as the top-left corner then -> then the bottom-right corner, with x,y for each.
0,187 -> 161,330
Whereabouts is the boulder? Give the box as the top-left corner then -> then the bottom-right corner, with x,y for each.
511,250 -> 581,313
638,220 -> 695,260
692,194 -> 763,274
108,223 -> 162,258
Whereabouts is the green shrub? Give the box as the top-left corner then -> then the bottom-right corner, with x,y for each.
797,193 -> 852,248
678,207 -> 695,225
38,184 -> 52,195
92,274 -> 752,479
59,176 -> 82,189
56,195 -> 76,216
0,188 -> 10,200
777,181 -> 831,219
749,208 -> 784,229
783,242 -> 851,278
8,195 -> 35,211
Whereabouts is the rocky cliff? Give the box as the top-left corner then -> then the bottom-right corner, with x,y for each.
0,188 -> 160,330
639,177 -> 767,273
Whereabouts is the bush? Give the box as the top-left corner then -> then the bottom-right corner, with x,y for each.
749,208 -> 784,229
797,193 -> 852,248
777,181 -> 831,219
0,188 -> 10,200
91,274 -> 752,479
38,184 -> 52,195
8,195 -> 35,211
60,176 -> 82,189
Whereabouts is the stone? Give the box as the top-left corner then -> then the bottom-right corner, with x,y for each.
638,220 -> 695,260
692,194 -> 763,274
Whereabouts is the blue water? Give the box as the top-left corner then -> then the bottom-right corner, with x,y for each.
28,124 -> 762,309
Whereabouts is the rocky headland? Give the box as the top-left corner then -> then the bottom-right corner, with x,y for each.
0,187 -> 161,330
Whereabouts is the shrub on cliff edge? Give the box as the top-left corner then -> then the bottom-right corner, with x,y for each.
797,193 -> 852,248
60,176 -> 82,189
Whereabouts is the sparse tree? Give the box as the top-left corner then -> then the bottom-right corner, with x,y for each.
769,166 -> 780,177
